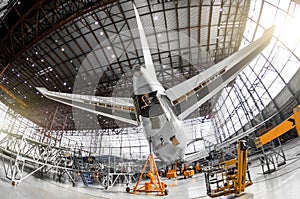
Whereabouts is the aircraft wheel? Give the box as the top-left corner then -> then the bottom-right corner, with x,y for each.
164,189 -> 169,195
126,187 -> 130,193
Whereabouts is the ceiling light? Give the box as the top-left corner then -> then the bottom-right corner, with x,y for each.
35,52 -> 38,54
219,8 -> 223,12
41,59 -> 44,62
100,31 -> 104,36
32,64 -> 35,67
26,57 -> 29,61
111,54 -> 116,59
95,21 -> 99,25
70,60 -> 73,63
63,82 -> 67,86
61,48 -> 65,52
154,16 -> 159,20
107,46 -> 111,50
46,78 -> 49,81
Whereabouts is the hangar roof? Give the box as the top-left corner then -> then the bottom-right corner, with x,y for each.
0,0 -> 249,130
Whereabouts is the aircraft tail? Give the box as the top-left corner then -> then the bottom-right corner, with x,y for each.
133,4 -> 156,78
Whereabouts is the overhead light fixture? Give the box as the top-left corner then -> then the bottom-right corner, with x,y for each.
61,48 -> 65,52
41,59 -> 44,62
100,31 -> 104,36
95,21 -> 99,25
154,16 -> 159,20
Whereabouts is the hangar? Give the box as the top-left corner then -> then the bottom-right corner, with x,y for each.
0,0 -> 299,198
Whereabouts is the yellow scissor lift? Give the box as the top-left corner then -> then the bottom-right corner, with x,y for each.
204,140 -> 253,197
255,105 -> 300,174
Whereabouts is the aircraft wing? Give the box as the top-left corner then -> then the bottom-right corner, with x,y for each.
36,87 -> 139,125
165,26 -> 275,120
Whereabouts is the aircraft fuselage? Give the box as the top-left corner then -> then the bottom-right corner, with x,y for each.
133,65 -> 187,162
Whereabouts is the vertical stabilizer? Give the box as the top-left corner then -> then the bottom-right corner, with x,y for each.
133,4 -> 156,77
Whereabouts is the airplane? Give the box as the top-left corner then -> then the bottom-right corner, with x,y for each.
36,4 -> 274,163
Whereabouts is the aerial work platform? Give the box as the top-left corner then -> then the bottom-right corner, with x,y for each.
254,105 -> 300,174
204,140 -> 252,197
255,105 -> 300,148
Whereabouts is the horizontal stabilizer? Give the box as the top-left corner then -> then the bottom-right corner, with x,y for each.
36,87 -> 139,125
165,26 -> 275,120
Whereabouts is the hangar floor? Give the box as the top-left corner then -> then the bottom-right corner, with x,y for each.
1,138 -> 300,199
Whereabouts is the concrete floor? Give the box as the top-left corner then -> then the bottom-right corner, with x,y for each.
1,138 -> 300,199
